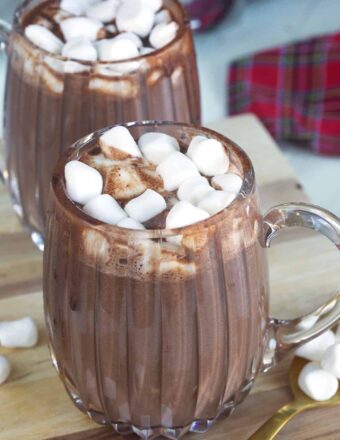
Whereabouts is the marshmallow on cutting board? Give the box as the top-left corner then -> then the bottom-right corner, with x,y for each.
65,160 -> 103,205
0,317 -> 38,348
298,362 -> 338,401
0,355 -> 11,385
295,330 -> 335,362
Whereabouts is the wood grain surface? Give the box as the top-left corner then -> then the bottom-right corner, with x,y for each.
0,114 -> 339,440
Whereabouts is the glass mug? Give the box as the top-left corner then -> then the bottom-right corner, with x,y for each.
0,0 -> 200,250
44,122 -> 340,440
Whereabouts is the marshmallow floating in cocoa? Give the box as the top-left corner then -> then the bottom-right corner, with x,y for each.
198,190 -> 236,215
138,132 -> 179,165
97,37 -> 139,61
0,355 -> 11,386
83,194 -> 127,225
62,37 -> 98,61
156,151 -> 199,191
154,9 -> 171,25
60,16 -> 103,41
117,217 -> 146,230
149,22 -> 179,49
124,189 -> 166,223
321,344 -> 340,379
60,0 -> 87,16
142,0 -> 163,13
113,31 -> 143,48
166,201 -> 209,229
0,317 -> 38,348
296,330 -> 335,362
65,160 -> 103,204
298,362 -> 338,401
86,0 -> 120,23
25,24 -> 63,54
187,137 -> 229,176
116,0 -> 155,38
212,173 -> 243,194
177,175 -> 212,206
99,125 -> 142,158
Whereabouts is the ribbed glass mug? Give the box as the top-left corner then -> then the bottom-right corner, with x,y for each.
43,121 -> 340,440
0,0 -> 200,250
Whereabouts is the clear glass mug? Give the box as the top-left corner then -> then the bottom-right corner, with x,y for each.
0,0 -> 200,250
43,121 -> 340,439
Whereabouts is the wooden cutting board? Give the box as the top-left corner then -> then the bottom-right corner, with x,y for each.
0,114 -> 339,440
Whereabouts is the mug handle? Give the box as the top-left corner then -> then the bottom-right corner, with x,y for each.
262,203 -> 340,372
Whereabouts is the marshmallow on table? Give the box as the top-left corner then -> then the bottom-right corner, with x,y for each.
25,25 -> 63,54
113,32 -> 143,48
0,355 -> 11,386
212,173 -> 243,194
60,17 -> 103,42
86,0 -> 120,22
187,137 -> 229,176
124,189 -> 166,223
100,126 -> 142,158
62,38 -> 97,62
84,194 -> 127,225
296,330 -> 335,361
321,343 -> 340,379
197,190 -> 236,215
156,152 -> 199,191
97,37 -> 139,62
116,0 -> 155,38
177,175 -> 212,205
60,0 -> 87,15
149,22 -> 179,49
298,362 -> 338,401
117,217 -> 145,230
0,317 -> 38,348
138,132 -> 179,165
65,160 -> 103,205
166,201 -> 209,229
154,9 -> 171,25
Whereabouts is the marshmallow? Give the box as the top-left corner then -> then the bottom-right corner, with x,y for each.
99,126 -> 142,158
124,189 -> 166,223
117,217 -> 145,230
0,317 -> 38,348
321,344 -> 340,379
0,355 -> 11,385
296,330 -> 335,362
25,25 -> 63,54
138,132 -> 179,165
106,24 -> 118,34
187,138 -> 229,176
177,176 -> 212,205
65,160 -> 103,205
212,173 -> 243,194
97,37 -> 139,61
60,17 -> 103,42
298,362 -> 338,401
86,0 -> 120,22
116,0 -> 155,38
149,22 -> 179,49
60,0 -> 87,15
62,38 -> 97,62
197,190 -> 236,215
140,46 -> 155,55
83,194 -> 127,225
113,31 -> 143,48
156,152 -> 199,191
166,201 -> 209,229
154,9 -> 171,25
142,0 -> 162,12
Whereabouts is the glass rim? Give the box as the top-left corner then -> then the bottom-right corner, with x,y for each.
52,120 -> 256,238
13,0 -> 190,66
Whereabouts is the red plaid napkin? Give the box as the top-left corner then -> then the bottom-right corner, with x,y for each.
228,33 -> 340,155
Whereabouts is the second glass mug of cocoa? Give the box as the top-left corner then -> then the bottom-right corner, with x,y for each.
0,0 -> 200,250
44,121 -> 340,440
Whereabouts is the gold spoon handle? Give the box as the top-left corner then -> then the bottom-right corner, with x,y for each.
248,401 -> 302,440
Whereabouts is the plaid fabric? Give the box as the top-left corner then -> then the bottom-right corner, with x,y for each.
228,33 -> 340,155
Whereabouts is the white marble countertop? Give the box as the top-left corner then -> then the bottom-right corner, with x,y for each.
0,0 -> 339,215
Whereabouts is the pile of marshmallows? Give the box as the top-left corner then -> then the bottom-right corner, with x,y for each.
65,126 -> 243,230
0,317 -> 38,385
297,325 -> 340,401
25,0 -> 179,62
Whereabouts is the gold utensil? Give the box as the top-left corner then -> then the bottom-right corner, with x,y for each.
248,357 -> 340,440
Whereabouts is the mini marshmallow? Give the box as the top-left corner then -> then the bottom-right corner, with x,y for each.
212,173 -> 243,194
117,217 -> 145,230
298,362 -> 338,401
83,194 -> 127,225
116,0 -> 155,38
65,160 -> 103,205
187,138 -> 229,176
154,9 -> 171,25
124,189 -> 166,223
0,317 -> 38,348
149,22 -> 179,49
296,330 -> 335,362
177,176 -> 212,205
156,152 -> 199,191
62,38 -> 97,62
138,132 -> 179,165
321,344 -> 340,379
25,25 -> 63,54
197,190 -> 236,215
140,46 -> 155,55
86,0 -> 120,22
60,0 -> 87,15
100,126 -> 142,158
142,0 -> 162,12
60,17 -> 103,42
166,201 -> 209,229
0,355 -> 11,385
113,32 -> 143,48
97,38 -> 139,61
